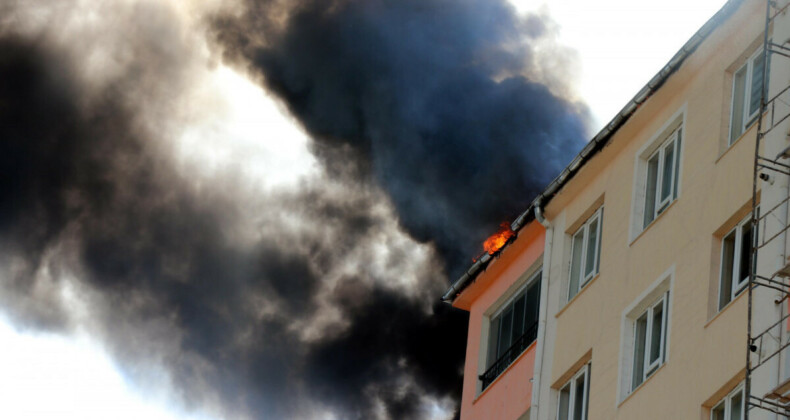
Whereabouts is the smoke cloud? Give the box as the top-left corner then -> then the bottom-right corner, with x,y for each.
0,0 -> 588,419
213,0 -> 590,273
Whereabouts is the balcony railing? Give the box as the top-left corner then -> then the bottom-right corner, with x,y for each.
479,322 -> 539,390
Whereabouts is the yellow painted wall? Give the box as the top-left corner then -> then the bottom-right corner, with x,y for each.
534,0 -> 765,418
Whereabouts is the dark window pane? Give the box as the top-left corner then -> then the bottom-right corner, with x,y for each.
498,309 -> 513,359
649,302 -> 664,367
558,385 -> 570,420
720,231 -> 736,310
731,65 -> 747,143
711,402 -> 725,420
749,52 -> 764,118
645,154 -> 659,227
633,313 -> 648,389
525,279 -> 541,334
584,217 -> 599,281
511,294 -> 526,343
660,141 -> 675,205
569,231 -> 584,299
487,316 -> 500,369
739,221 -> 754,288
573,373 -> 586,420
673,131 -> 681,200
731,389 -> 743,420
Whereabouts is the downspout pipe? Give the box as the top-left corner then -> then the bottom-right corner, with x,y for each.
530,196 -> 552,420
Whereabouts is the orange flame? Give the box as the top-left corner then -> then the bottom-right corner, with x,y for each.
483,222 -> 515,255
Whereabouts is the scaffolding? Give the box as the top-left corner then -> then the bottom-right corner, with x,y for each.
747,0 -> 790,418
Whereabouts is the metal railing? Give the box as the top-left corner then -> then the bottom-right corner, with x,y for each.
479,322 -> 539,390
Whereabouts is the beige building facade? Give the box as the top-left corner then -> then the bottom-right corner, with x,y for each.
444,0 -> 790,418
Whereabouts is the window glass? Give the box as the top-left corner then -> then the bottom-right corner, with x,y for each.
487,316 -> 500,369
631,292 -> 668,391
738,220 -> 753,286
749,52 -> 765,119
660,141 -> 675,205
645,154 -> 659,227
710,386 -> 745,420
731,390 -> 743,420
730,65 -> 747,144
482,271 -> 542,390
511,294 -> 526,345
525,281 -> 540,330
498,308 -> 513,359
642,130 -> 680,230
648,301 -> 664,367
569,231 -> 584,298
673,131 -> 682,200
730,49 -> 769,145
558,385 -> 570,420
584,217 -> 599,280
558,365 -> 589,420
569,209 -> 603,301
633,313 -> 648,389
573,374 -> 585,420
720,231 -> 736,310
711,402 -> 725,420
719,214 -> 756,311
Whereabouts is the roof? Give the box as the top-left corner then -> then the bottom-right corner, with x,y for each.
442,0 -> 744,304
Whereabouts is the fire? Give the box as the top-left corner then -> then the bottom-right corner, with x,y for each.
483,222 -> 515,255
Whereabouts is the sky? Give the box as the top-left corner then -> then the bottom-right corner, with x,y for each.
510,0 -> 729,129
0,0 -> 727,419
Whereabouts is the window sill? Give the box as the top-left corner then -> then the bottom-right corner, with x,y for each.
617,362 -> 667,408
704,287 -> 748,329
473,340 -> 538,403
716,122 -> 756,164
555,273 -> 600,319
629,199 -> 679,247
717,108 -> 768,163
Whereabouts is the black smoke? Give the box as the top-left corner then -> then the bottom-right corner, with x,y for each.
0,0 -> 588,419
213,0 -> 590,274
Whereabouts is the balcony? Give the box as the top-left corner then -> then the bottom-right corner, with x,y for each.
479,321 -> 539,390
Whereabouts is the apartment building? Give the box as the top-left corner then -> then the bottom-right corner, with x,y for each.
442,0 -> 790,418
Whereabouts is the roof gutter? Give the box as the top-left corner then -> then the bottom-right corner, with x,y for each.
441,0 -> 742,305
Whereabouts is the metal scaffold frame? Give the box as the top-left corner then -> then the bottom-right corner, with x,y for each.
747,1 -> 790,418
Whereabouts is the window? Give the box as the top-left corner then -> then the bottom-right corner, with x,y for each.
631,292 -> 669,390
719,215 -> 755,310
729,48 -> 769,145
643,128 -> 681,228
630,110 -> 685,241
480,270 -> 542,390
557,364 -> 590,420
568,208 -> 603,300
618,271 -> 672,401
711,385 -> 744,420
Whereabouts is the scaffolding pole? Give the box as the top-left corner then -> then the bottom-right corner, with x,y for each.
747,0 -> 790,418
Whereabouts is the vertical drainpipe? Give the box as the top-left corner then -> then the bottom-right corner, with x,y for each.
531,197 -> 551,420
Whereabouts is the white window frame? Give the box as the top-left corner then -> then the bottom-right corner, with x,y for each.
557,364 -> 590,420
643,128 -> 681,228
729,48 -> 768,145
633,293 -> 668,387
568,208 -> 603,301
718,214 -> 755,311
617,267 -> 673,402
630,108 -> 685,243
711,384 -> 745,420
